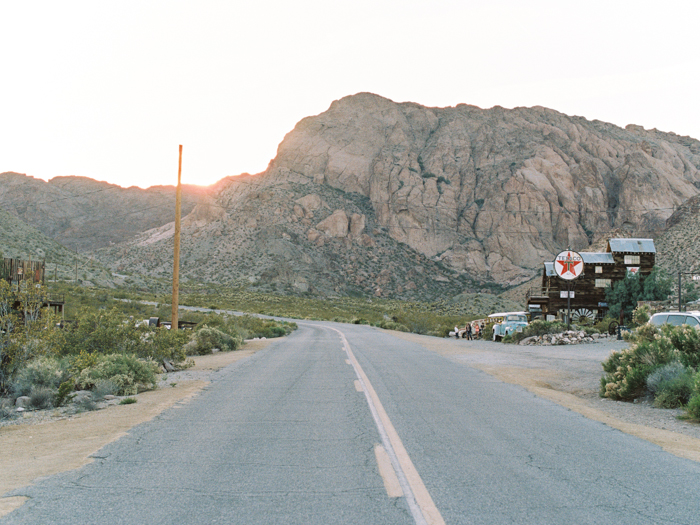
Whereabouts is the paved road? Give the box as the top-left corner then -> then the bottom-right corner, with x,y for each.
3,322 -> 700,524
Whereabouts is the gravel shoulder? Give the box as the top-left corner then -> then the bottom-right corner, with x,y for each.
385,330 -> 700,463
0,339 -> 271,518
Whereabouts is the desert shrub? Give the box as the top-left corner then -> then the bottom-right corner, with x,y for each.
49,307 -> 148,357
11,356 -> 70,398
72,392 -> 98,412
141,327 -> 191,364
686,371 -> 700,419
76,354 -> 158,396
632,304 -> 651,326
665,324 -> 700,369
0,398 -> 17,420
647,362 -> 694,408
119,397 -> 137,405
375,320 -> 410,332
601,324 -> 678,401
93,379 -> 120,400
481,324 -> 493,341
29,386 -> 56,409
55,380 -> 75,406
187,326 -> 242,355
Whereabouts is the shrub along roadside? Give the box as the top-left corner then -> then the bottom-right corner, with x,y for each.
600,322 -> 700,418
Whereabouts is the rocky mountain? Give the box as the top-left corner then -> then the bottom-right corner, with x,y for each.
0,172 -> 208,252
96,177 -> 477,300
655,194 -> 700,277
262,93 -> 699,285
4,93 -> 700,300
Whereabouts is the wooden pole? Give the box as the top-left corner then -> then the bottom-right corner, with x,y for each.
171,145 -> 183,330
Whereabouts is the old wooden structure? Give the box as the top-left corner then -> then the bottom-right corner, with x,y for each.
1,257 -> 65,316
526,238 -> 656,321
1,257 -> 45,284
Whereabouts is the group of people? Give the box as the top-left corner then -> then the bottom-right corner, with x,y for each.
454,322 -> 485,340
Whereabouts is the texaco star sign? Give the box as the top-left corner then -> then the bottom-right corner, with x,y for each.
554,250 -> 583,280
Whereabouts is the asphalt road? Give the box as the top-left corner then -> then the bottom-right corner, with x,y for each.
3,322 -> 700,524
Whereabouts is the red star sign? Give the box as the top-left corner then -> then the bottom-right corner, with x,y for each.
556,251 -> 582,277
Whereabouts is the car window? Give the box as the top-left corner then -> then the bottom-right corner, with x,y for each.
650,314 -> 668,325
685,316 -> 700,327
667,315 -> 686,326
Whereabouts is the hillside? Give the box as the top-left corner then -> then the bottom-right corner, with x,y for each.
0,207 -> 114,286
0,172 -> 208,252
4,93 -> 700,300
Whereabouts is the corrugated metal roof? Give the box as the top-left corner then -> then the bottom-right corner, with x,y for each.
581,252 -> 615,264
608,238 -> 656,253
544,261 -> 556,276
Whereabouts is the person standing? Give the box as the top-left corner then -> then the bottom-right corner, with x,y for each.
466,323 -> 472,340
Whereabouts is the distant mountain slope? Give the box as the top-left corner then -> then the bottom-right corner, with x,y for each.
0,206 -> 114,286
0,172 -> 208,252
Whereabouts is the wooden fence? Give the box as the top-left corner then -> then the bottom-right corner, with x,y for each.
1,258 -> 45,284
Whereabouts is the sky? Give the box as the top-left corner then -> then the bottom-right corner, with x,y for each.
1,0 -> 698,189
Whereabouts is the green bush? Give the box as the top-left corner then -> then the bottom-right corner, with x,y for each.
188,326 -> 242,355
646,362 -> 694,408
686,374 -> 700,419
601,324 -> 680,401
12,357 -> 69,398
375,320 -> 410,332
29,386 -> 56,409
76,353 -> 159,396
0,398 -> 17,420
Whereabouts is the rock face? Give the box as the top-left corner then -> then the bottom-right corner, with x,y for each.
263,93 -> 700,284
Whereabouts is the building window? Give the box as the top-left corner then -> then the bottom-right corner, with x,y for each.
624,255 -> 640,265
595,279 -> 612,288
595,266 -> 603,273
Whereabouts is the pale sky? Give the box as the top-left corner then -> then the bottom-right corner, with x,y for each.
1,0 -> 698,189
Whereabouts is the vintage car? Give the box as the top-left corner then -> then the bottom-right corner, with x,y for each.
490,311 -> 529,342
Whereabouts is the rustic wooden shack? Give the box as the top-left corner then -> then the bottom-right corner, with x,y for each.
1,257 -> 64,316
1,257 -> 45,284
526,238 -> 656,321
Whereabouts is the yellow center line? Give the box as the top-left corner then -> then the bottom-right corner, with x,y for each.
329,326 -> 445,525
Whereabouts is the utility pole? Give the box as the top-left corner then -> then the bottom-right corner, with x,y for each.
171,145 -> 183,331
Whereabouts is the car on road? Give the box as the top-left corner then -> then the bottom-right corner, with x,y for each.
648,311 -> 700,328
491,311 -> 528,342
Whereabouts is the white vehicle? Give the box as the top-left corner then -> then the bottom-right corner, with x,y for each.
649,311 -> 700,328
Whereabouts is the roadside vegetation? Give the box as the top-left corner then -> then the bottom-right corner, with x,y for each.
600,305 -> 700,420
0,282 -> 296,418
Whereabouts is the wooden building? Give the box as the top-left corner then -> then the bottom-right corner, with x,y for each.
526,238 -> 656,321
1,257 -> 65,317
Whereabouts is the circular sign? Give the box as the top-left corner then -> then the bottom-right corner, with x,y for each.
554,250 -> 583,280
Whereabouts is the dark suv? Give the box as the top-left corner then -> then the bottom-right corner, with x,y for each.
649,312 -> 700,328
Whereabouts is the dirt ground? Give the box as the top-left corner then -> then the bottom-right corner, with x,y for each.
3,332 -> 700,517
0,339 -> 270,518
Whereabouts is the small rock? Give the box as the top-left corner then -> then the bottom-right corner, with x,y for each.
15,396 -> 31,408
104,395 -> 116,401
163,359 -> 176,372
